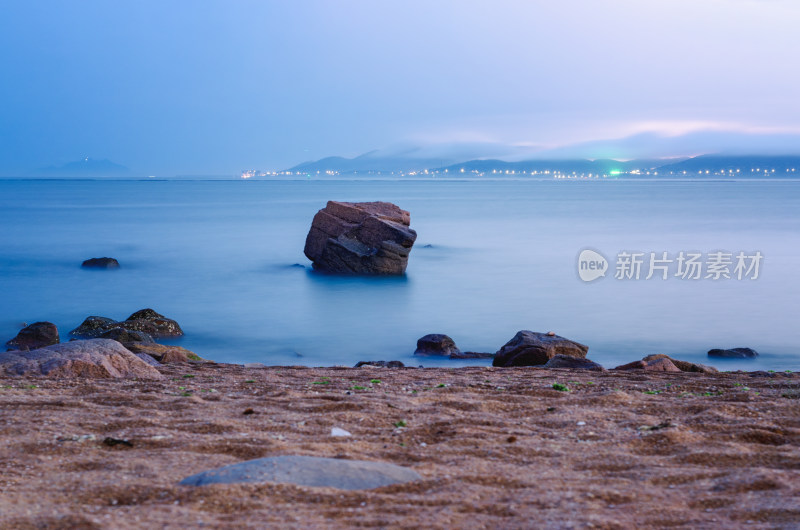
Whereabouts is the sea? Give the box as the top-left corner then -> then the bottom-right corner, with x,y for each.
1,177 -> 799,371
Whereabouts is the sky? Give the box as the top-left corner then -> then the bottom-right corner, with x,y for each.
1,0 -> 799,176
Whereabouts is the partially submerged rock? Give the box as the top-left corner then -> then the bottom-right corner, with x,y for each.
492,331 -> 589,367
708,347 -> 758,359
179,455 -> 422,490
81,257 -> 120,269
69,309 -> 183,339
98,327 -> 154,344
0,339 -> 164,379
69,316 -> 117,338
544,354 -> 606,371
414,334 -> 461,357
121,309 -> 183,337
6,322 -> 60,351
304,201 -> 417,275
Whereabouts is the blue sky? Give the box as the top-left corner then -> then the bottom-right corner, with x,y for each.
1,0 -> 799,175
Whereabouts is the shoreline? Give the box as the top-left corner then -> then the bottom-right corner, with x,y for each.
1,362 -> 798,528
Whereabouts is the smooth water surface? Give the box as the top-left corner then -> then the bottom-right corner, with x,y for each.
1,178 -> 798,370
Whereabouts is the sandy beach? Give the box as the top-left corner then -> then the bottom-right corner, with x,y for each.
1,362 -> 798,529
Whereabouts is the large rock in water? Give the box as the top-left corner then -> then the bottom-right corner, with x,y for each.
492,331 -> 589,367
0,339 -> 164,379
304,201 -> 417,275
6,322 -> 60,351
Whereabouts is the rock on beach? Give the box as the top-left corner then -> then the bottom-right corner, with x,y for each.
492,331 -> 589,367
0,339 -> 165,379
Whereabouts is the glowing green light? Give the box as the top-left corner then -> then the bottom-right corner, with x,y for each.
609,170 -> 621,175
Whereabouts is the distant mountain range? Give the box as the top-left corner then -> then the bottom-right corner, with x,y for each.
288,154 -> 800,177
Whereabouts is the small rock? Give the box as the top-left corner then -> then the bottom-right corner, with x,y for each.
354,361 -> 405,368
331,427 -> 352,437
102,437 -> 133,448
642,354 -> 717,373
123,343 -> 201,363
614,358 -> 681,372
57,434 -> 97,443
6,322 -> 60,351
81,257 -> 120,269
543,354 -> 607,371
708,347 -> 759,359
414,334 -> 461,357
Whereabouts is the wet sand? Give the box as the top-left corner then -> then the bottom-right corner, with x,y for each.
1,363 -> 799,529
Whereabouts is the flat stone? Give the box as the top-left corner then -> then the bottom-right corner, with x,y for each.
179,455 -> 422,490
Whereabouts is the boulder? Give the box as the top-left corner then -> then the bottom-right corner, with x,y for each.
354,360 -> 405,368
81,257 -> 120,269
304,201 -> 417,275
69,310 -> 183,339
543,354 -> 607,371
708,347 -> 758,359
123,343 -> 202,363
122,309 -> 183,337
179,455 -> 422,490
98,327 -> 154,344
492,331 -> 589,367
69,316 -> 117,338
0,339 -> 164,379
614,357 -> 681,372
414,334 -> 461,357
6,322 -> 60,351
642,354 -> 718,373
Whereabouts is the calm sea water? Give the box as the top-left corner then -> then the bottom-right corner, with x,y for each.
1,178 -> 798,370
